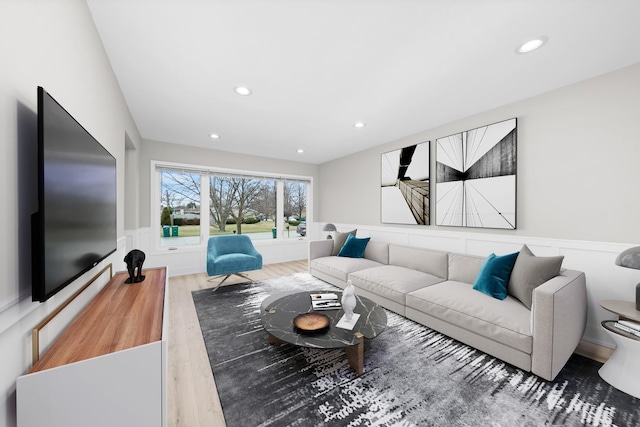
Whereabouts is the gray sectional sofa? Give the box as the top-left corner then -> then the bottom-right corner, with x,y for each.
308,239 -> 587,381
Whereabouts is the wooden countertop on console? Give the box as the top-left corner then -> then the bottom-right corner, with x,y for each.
31,267 -> 166,373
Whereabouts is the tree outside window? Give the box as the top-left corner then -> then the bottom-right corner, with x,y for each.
159,171 -> 201,246
157,165 -> 309,246
208,176 -> 277,237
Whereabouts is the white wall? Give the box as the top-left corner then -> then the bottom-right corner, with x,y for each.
319,63 -> 640,244
317,63 -> 640,349
0,1 -> 141,425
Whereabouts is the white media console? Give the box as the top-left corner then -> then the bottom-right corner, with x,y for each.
16,267 -> 168,427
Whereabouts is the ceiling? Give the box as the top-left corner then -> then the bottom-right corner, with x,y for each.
86,0 -> 640,164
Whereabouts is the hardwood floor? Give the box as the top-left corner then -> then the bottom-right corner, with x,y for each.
166,258 -> 610,426
166,259 -> 308,427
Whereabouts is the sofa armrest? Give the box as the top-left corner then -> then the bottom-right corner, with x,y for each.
531,269 -> 587,380
309,239 -> 333,262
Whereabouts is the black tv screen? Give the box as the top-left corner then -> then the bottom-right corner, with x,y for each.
33,87 -> 117,302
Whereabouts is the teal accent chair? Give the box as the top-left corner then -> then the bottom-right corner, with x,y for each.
206,234 -> 263,290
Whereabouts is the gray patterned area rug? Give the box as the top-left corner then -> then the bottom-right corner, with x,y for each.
192,273 -> 640,427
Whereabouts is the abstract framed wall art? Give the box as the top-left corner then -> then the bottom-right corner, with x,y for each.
435,118 -> 516,229
381,141 -> 430,225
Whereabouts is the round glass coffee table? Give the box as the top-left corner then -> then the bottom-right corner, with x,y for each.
260,290 -> 387,374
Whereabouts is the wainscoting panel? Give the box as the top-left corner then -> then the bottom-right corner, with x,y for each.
464,238 -> 522,257
324,223 -> 637,350
131,223 -> 636,349
408,232 -> 465,253
129,228 -> 309,277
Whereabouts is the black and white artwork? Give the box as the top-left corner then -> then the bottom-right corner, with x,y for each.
381,141 -> 430,225
436,118 -> 516,229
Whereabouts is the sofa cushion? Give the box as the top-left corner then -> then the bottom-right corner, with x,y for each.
331,229 -> 357,256
389,245 -> 448,279
448,253 -> 486,284
508,245 -> 564,309
349,265 -> 444,306
406,281 -> 532,354
309,256 -> 382,282
362,241 -> 389,265
338,234 -> 370,258
472,252 -> 519,300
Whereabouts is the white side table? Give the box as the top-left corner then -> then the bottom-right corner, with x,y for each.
598,300 -> 640,398
600,300 -> 640,322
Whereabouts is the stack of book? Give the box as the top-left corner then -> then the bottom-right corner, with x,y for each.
612,320 -> 640,338
310,293 -> 341,310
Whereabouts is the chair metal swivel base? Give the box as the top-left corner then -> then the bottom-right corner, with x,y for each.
207,272 -> 256,291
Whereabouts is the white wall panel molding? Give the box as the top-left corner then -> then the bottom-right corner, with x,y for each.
331,223 -> 637,348
135,227 -> 308,277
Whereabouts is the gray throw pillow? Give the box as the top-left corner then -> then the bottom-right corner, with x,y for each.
331,229 -> 357,256
508,245 -> 564,309
448,253 -> 486,284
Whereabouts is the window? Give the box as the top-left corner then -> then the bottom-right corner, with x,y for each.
283,180 -> 307,239
208,176 -> 277,240
154,162 -> 311,248
159,170 -> 202,247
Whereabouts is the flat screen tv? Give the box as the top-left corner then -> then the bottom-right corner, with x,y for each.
32,87 -> 117,302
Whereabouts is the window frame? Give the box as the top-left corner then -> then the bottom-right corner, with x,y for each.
151,160 -> 313,252
158,169 -> 207,248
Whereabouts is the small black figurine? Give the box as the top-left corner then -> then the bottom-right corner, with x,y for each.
124,249 -> 146,283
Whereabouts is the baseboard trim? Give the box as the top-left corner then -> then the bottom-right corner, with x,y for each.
575,339 -> 614,363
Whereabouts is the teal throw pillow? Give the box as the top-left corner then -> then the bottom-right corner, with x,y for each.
337,233 -> 370,258
472,251 -> 520,300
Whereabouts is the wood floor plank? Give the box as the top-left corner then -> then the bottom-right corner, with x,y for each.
167,259 -> 308,427
181,274 -> 225,425
168,258 -> 612,426
167,280 -> 201,427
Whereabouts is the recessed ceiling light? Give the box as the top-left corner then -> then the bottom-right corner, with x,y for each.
209,133 -> 220,139
353,122 -> 366,128
516,36 -> 548,54
297,149 -> 304,154
234,86 -> 252,96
